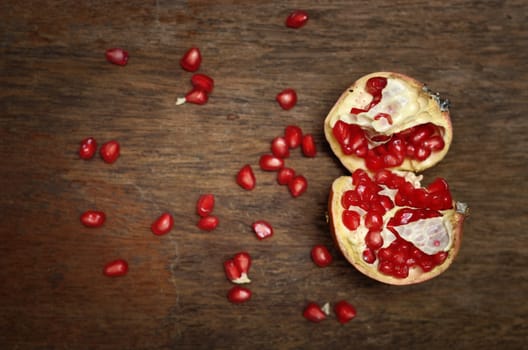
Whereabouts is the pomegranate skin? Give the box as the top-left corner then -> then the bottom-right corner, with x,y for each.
328,176 -> 467,285
324,72 -> 453,174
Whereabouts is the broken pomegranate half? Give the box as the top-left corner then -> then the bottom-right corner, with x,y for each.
326,72 -> 468,285
324,72 -> 453,173
328,169 -> 468,285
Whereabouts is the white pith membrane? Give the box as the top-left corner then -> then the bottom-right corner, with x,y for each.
232,273 -> 251,284
324,72 -> 453,173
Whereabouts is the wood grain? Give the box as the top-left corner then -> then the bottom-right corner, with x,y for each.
1,1 -> 527,349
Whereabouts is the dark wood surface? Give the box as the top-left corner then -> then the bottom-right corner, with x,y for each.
1,1 -> 527,349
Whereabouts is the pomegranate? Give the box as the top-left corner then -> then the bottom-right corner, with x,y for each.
328,169 -> 468,285
324,72 -> 453,173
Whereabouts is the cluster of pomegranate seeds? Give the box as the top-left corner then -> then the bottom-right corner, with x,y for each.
105,48 -> 129,66
303,301 -> 356,324
285,10 -> 309,29
276,88 -> 297,110
80,210 -> 106,228
196,194 -> 219,231
341,169 -> 454,279
151,212 -> 174,236
224,252 -> 251,284
103,259 -> 129,277
311,245 -> 333,267
176,47 -> 215,105
332,76 -> 446,171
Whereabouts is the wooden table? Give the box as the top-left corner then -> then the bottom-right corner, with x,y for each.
1,1 -> 527,349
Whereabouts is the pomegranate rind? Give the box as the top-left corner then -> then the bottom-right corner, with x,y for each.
324,72 -> 452,173
328,176 -> 465,285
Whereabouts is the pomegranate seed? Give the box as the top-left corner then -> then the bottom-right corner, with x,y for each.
103,259 -> 128,277
227,286 -> 252,304
427,177 -> 449,194
378,248 -> 392,261
341,190 -> 360,209
259,154 -> 284,171
342,210 -> 360,230
252,220 -> 273,240
419,256 -> 434,272
362,248 -> 376,264
277,167 -> 295,185
365,212 -> 383,231
236,164 -> 256,190
303,302 -> 327,323
197,215 -> 219,231
191,73 -> 214,93
100,140 -> 120,164
393,264 -> 409,278
410,124 -> 435,145
196,194 -> 215,217
414,146 -> 431,161
105,48 -> 128,66
366,77 -> 387,95
378,261 -> 394,275
365,230 -> 383,250
80,210 -> 106,228
365,153 -> 384,171
176,88 -> 208,105
423,135 -> 445,151
334,300 -> 357,324
276,88 -> 297,110
284,125 -> 303,148
180,47 -> 202,72
233,252 -> 251,276
285,10 -> 309,28
271,136 -> 290,158
301,134 -> 317,157
288,175 -> 307,197
79,137 -> 97,160
224,259 -> 242,281
151,212 -> 174,236
311,245 -> 333,267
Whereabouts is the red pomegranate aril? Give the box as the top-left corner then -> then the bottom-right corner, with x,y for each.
224,259 -> 242,281
365,211 -> 383,231
277,167 -> 295,185
271,136 -> 290,158
103,259 -> 128,277
423,135 -> 445,151
341,190 -> 360,209
378,261 -> 394,275
288,175 -> 308,197
383,153 -> 404,167
362,248 -> 376,264
180,47 -> 201,72
419,256 -> 434,272
378,247 -> 392,261
285,10 -> 309,28
406,143 -> 416,157
196,194 -> 215,217
176,88 -> 208,105
191,73 -> 214,93
259,154 -> 284,171
342,210 -> 360,231
334,300 -> 357,324
433,251 -> 448,265
80,210 -> 106,228
100,140 -> 120,164
365,153 -> 385,172
414,146 -> 431,161
410,124 -> 435,146
227,286 -> 252,304
252,220 -> 273,240
410,188 -> 428,208
392,252 -> 406,265
303,302 -> 327,323
233,252 -> 251,276
393,264 -> 409,278
374,169 -> 392,185
352,169 -> 369,186
366,76 -> 388,95
284,125 -> 303,148
378,195 -> 394,211
236,164 -> 256,190
276,88 -> 297,110
427,177 -> 449,194
311,245 -> 333,267
151,212 -> 174,236
105,48 -> 128,66
301,134 -> 317,157
197,215 -> 219,231
79,137 -> 97,160
365,230 -> 383,250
